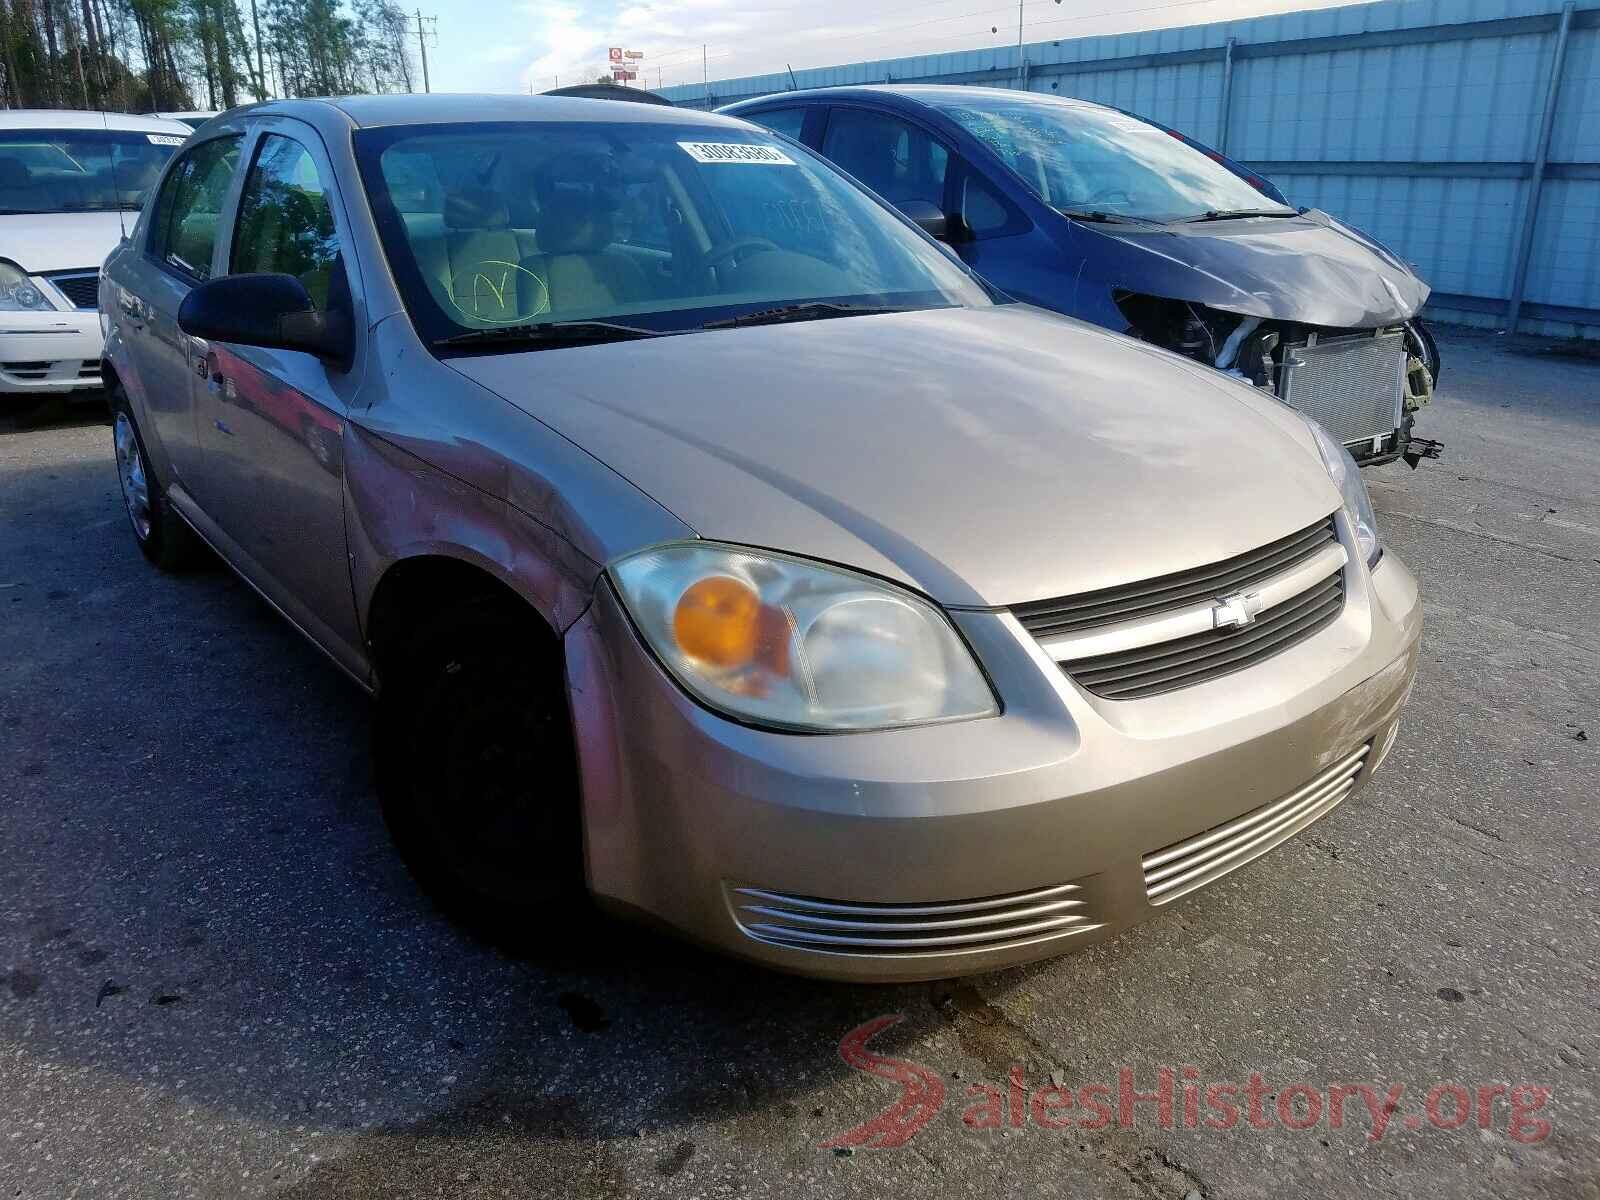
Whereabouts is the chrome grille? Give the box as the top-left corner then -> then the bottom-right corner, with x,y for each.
1143,743 -> 1370,904
45,270 -> 100,310
1064,572 -> 1343,699
1012,516 -> 1338,639
1279,328 -> 1406,446
727,881 -> 1101,956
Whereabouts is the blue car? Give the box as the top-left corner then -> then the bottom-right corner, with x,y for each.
722,85 -> 1439,467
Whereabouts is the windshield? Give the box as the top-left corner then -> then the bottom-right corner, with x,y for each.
935,95 -> 1294,223
0,129 -> 182,214
354,119 -> 992,349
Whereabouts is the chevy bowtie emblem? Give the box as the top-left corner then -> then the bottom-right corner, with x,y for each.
1212,590 -> 1265,629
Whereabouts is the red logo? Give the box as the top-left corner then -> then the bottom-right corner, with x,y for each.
820,1015 -> 946,1149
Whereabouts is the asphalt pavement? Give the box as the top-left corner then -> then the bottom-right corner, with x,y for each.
1,327 -> 1596,1198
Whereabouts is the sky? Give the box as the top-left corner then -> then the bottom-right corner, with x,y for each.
424,0 -> 1377,95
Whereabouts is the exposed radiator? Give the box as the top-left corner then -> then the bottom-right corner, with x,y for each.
1279,328 -> 1406,447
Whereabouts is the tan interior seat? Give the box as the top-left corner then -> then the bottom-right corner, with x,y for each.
522,193 -> 650,317
416,187 -> 542,324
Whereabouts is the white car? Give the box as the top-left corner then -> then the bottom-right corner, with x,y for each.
145,111 -> 221,130
0,110 -> 190,408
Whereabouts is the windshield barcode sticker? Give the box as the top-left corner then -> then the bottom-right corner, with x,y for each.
678,141 -> 795,165
146,133 -> 187,146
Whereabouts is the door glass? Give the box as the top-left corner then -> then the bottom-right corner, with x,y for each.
748,108 -> 807,141
961,172 -> 1013,237
148,136 -> 242,280
821,109 -> 948,209
231,133 -> 342,309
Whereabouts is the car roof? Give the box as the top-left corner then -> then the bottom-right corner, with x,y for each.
0,109 -> 194,134
724,84 -> 1107,114
239,92 -> 750,131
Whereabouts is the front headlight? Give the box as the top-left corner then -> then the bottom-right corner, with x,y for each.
1305,418 -> 1381,567
0,260 -> 48,312
610,542 -> 998,732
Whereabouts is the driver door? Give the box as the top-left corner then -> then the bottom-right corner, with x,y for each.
190,121 -> 367,675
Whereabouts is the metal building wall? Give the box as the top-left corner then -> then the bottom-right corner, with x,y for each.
661,0 -> 1600,338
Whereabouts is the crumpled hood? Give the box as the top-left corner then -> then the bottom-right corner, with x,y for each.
1074,209 -> 1429,328
449,305 -> 1341,608
0,211 -> 129,274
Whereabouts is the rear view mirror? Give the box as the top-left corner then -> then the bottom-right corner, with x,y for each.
896,199 -> 950,242
177,273 -> 352,370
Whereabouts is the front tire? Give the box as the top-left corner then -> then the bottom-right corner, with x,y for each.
110,385 -> 202,571
374,601 -> 589,945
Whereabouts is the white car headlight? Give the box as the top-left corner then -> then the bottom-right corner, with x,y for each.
1305,418 -> 1381,567
0,260 -> 48,312
610,542 -> 998,732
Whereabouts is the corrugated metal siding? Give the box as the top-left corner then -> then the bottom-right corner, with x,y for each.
663,0 -> 1600,338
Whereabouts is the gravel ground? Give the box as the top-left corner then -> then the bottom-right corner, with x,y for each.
1,327 -> 1596,1199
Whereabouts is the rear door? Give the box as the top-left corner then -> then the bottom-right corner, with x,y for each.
190,120 -> 367,672
121,134 -> 242,487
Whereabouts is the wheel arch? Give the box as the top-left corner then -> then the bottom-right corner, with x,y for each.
363,552 -> 569,689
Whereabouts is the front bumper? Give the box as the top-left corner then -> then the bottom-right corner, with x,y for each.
0,311 -> 105,393
565,549 -> 1421,982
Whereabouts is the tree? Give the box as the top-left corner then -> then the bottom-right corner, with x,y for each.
0,0 -> 415,110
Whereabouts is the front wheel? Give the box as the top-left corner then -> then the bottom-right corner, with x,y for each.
110,385 -> 202,571
374,601 -> 589,946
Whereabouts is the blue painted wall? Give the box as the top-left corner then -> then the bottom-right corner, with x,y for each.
663,0 -> 1600,338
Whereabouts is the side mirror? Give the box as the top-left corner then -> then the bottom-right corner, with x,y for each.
896,199 -> 950,242
177,273 -> 352,370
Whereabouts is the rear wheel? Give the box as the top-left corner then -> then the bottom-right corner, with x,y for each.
110,385 -> 202,570
374,601 -> 589,945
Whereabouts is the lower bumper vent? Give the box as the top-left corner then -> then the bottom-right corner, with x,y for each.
728,881 -> 1101,957
1142,743 -> 1371,905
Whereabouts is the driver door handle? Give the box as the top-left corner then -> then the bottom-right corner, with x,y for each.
189,337 -> 209,379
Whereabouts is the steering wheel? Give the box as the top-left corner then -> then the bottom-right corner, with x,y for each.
692,236 -> 781,282
1078,188 -> 1134,207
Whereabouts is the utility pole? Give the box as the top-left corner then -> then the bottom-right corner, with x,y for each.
1016,0 -> 1062,88
1015,0 -> 1024,85
413,9 -> 436,93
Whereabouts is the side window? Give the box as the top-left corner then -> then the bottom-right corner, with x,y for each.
748,108 -> 808,141
961,172 -> 1019,238
148,136 -> 242,281
821,109 -> 948,210
230,133 -> 341,310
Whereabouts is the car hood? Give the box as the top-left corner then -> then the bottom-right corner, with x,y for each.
448,305 -> 1340,608
1073,209 -> 1429,328
1,211 -> 130,273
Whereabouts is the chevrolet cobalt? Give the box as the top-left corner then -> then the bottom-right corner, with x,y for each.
100,95 -> 1420,981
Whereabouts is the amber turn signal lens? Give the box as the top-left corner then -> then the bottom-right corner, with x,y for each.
673,576 -> 760,667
